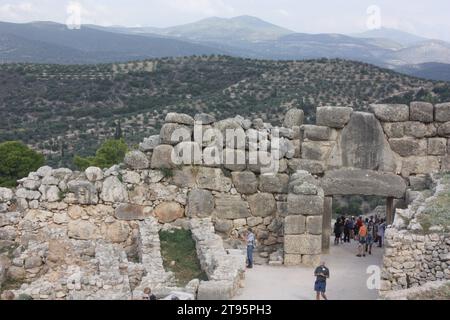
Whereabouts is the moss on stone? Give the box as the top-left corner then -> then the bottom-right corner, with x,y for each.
159,229 -> 208,286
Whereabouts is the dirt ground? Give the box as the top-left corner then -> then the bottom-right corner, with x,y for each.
234,238 -> 383,300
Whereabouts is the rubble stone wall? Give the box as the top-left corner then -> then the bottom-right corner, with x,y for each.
380,174 -> 450,295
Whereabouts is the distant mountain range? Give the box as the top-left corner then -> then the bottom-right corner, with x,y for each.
1,16 -> 450,81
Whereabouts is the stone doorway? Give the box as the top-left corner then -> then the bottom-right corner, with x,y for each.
322,195 -> 393,253
320,168 -> 407,253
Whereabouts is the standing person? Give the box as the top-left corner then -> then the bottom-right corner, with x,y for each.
344,218 -> 352,243
143,287 -> 157,300
244,228 -> 256,269
373,218 -> 380,246
350,216 -> 356,239
314,262 -> 330,301
366,220 -> 375,255
339,216 -> 345,243
377,219 -> 386,248
357,223 -> 368,257
333,219 -> 343,245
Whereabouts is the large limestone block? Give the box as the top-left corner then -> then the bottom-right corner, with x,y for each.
389,138 -> 427,157
321,169 -> 407,198
104,221 -> 131,243
124,150 -> 150,169
382,123 -> 405,138
85,167 -> 104,182
67,180 -> 98,205
284,254 -> 302,266
40,185 -> 60,203
224,127 -> 246,150
197,167 -> 232,192
115,204 -> 151,221
339,112 -> 399,172
232,171 -> 258,194
15,188 -> 40,200
301,141 -> 334,161
401,156 -> 441,177
151,145 -> 176,169
214,219 -> 234,234
306,216 -> 323,235
139,135 -> 160,152
408,175 -> 429,191
22,178 -> 41,190
259,173 -> 289,194
284,215 -> 306,235
197,280 -> 234,300
194,113 -> 216,125
160,123 -> 192,145
427,138 -> 447,156
154,202 -> 184,223
100,176 -> 128,203
283,108 -> 304,128
165,112 -> 194,125
288,159 -> 325,175
302,125 -> 336,141
223,149 -> 247,171
171,166 -> 197,188
435,103 -> 450,122
68,220 -> 99,240
410,102 -> 434,123
437,122 -> 450,137
284,235 -> 322,255
287,194 -> 323,215
403,122 -> 429,138
316,106 -> 353,129
247,151 -> 275,174
172,141 -> 202,166
370,104 -> 409,122
248,193 -> 276,217
214,195 -> 250,219
147,183 -> 179,201
186,189 -> 214,218
122,171 -> 141,184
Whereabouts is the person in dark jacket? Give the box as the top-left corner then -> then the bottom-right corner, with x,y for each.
334,218 -> 343,245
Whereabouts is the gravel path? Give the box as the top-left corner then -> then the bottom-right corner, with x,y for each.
234,239 -> 383,300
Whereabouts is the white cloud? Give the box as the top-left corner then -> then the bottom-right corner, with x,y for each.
167,0 -> 235,16
278,9 -> 290,17
0,2 -> 34,21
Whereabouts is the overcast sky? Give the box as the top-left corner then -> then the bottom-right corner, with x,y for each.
1,0 -> 450,41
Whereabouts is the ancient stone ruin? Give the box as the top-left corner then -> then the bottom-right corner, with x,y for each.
1,101 -> 450,299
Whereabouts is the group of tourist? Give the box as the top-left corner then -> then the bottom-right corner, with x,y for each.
333,215 -> 386,257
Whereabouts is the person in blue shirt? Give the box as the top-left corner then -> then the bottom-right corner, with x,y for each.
244,228 -> 256,269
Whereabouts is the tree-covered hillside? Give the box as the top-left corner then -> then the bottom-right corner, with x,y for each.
0,55 -> 449,168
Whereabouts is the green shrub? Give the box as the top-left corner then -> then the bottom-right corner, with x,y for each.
73,138 -> 128,170
0,141 -> 45,187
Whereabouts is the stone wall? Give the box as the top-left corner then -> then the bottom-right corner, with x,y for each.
380,174 -> 450,295
2,102 -> 450,299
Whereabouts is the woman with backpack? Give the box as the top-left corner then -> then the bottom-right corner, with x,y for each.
356,222 -> 368,257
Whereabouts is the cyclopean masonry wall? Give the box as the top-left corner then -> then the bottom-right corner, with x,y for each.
2,101 -> 450,299
379,173 -> 450,296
